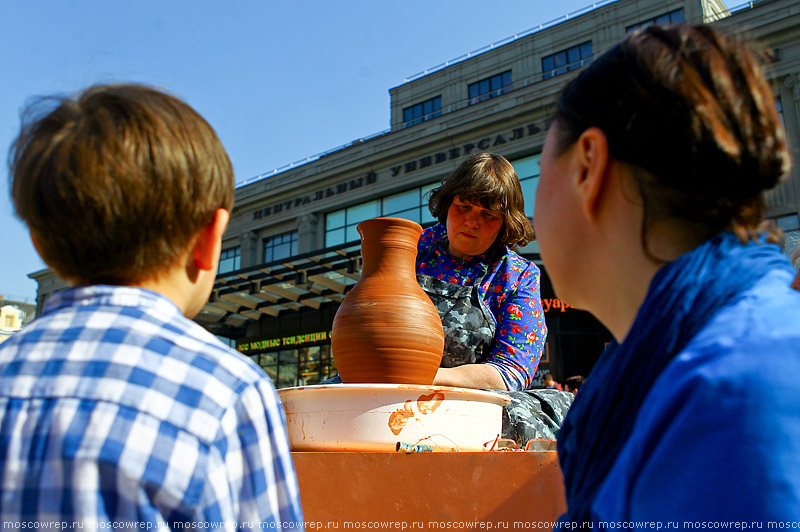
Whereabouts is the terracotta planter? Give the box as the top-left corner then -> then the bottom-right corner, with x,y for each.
331,217 -> 444,384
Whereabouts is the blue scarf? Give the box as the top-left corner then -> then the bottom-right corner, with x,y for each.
557,232 -> 794,523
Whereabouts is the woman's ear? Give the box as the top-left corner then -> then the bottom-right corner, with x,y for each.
192,208 -> 230,271
574,127 -> 610,221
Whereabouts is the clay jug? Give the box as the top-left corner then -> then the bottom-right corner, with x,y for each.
331,217 -> 444,384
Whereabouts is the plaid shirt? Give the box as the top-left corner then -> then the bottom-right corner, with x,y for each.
0,286 -> 304,531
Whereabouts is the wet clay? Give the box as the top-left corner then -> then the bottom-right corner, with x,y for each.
388,400 -> 415,436
417,391 -> 445,415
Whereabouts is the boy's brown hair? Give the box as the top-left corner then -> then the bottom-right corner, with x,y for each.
9,83 -> 234,286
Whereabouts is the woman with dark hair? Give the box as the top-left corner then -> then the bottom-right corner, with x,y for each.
419,152 -> 544,391
535,24 -> 800,521
419,152 -> 571,443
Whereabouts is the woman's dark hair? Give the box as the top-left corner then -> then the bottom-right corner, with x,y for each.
552,24 -> 790,253
427,152 -> 536,248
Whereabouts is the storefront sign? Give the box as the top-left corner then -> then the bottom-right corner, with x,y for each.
238,299 -> 570,355
542,298 -> 574,312
238,331 -> 330,354
253,172 -> 378,220
250,120 -> 548,221
389,122 -> 545,179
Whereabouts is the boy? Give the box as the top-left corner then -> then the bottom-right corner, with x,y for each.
1,84 -> 303,529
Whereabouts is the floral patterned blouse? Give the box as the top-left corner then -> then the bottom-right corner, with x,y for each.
416,224 -> 547,390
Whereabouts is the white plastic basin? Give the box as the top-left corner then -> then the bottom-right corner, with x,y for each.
278,384 -> 510,452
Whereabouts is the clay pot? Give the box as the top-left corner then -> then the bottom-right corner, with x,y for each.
331,217 -> 444,384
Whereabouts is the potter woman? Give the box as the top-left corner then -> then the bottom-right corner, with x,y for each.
535,25 -> 800,522
418,153 -> 572,442
418,152 -> 545,390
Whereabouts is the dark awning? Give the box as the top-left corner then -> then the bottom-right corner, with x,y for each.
195,240 -> 364,337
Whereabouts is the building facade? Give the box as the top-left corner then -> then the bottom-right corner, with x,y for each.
198,0 -> 800,389
0,297 -> 36,345
29,0 -> 800,389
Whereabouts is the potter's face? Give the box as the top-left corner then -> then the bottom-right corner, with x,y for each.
446,197 -> 504,259
534,121 -> 582,302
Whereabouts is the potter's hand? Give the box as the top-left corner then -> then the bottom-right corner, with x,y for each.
433,364 -> 508,390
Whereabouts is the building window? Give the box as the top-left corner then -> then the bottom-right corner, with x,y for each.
218,247 -> 241,274
264,231 -> 298,263
468,70 -> 512,105
253,345 -> 336,389
264,231 -> 297,263
511,153 -> 542,255
513,154 -> 541,219
777,96 -> 786,132
216,336 -> 236,348
626,8 -> 685,33
775,213 -> 800,264
776,214 -> 800,233
403,96 -> 442,128
542,42 -> 592,79
325,184 -> 438,247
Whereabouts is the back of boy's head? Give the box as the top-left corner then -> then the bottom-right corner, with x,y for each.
9,83 -> 234,286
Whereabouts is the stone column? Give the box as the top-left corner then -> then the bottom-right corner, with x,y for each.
296,214 -> 319,254
785,74 -> 800,104
240,230 -> 259,268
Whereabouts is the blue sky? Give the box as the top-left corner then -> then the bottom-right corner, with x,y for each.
1,0 -> 600,302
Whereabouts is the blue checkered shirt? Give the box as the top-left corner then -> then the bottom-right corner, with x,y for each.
0,285 -> 304,530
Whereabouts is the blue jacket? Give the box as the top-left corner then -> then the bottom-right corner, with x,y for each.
592,268 -> 800,521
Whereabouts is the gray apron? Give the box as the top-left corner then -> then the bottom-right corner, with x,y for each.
416,239 -> 574,446
415,260 -> 496,367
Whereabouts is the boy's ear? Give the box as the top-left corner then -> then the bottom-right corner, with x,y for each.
574,127 -> 610,221
192,208 -> 230,271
